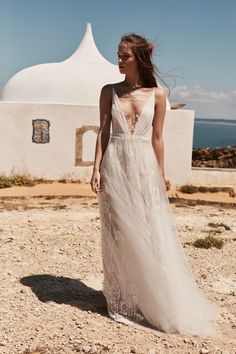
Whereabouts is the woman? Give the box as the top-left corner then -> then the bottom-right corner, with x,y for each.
90,33 -> 220,337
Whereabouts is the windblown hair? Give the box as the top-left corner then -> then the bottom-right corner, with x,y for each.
120,33 -> 169,91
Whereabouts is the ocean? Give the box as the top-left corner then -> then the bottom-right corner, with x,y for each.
193,118 -> 236,148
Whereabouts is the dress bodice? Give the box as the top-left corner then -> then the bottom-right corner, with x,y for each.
111,87 -> 155,139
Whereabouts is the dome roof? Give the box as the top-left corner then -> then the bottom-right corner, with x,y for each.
0,23 -> 124,105
0,22 -> 170,108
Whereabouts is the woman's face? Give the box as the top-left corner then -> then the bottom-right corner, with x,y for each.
117,41 -> 138,75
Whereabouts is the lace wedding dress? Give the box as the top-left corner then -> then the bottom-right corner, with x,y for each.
98,86 -> 220,337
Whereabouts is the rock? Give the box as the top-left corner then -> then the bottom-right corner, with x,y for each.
148,349 -> 159,354
89,345 -> 97,353
200,348 -> 210,354
192,146 -> 236,168
82,345 -> 91,353
212,275 -> 236,295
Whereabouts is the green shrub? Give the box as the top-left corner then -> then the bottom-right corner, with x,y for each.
0,175 -> 13,189
208,222 -> 231,231
0,172 -> 39,188
179,185 -> 198,194
10,173 -> 36,187
179,184 -> 235,195
198,186 -> 209,193
193,236 -> 224,249
209,187 -> 220,193
221,186 -> 235,193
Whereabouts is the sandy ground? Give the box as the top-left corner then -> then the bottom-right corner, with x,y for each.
0,182 -> 235,205
0,184 -> 236,353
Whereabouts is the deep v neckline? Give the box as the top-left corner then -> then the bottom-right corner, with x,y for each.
112,87 -> 155,135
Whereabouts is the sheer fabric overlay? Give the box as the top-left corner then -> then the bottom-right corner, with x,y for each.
98,86 -> 220,337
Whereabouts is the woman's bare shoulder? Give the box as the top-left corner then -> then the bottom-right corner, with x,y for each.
100,84 -> 113,94
153,87 -> 167,106
153,86 -> 166,98
100,82 -> 125,100
99,84 -> 115,103
101,82 -> 124,90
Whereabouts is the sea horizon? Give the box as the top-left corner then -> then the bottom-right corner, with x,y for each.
195,117 -> 236,125
193,118 -> 236,148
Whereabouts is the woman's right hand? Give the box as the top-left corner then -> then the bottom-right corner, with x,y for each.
90,169 -> 101,195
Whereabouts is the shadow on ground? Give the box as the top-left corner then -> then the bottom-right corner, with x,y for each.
21,274 -> 108,316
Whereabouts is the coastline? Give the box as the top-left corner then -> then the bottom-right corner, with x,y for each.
195,118 -> 236,125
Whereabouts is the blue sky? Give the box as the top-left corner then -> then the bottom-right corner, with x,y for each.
0,0 -> 235,118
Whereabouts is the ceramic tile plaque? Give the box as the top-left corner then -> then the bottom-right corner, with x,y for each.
32,119 -> 50,143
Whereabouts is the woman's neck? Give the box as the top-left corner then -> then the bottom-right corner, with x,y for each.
124,74 -> 142,88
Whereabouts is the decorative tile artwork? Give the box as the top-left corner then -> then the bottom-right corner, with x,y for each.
32,119 -> 50,143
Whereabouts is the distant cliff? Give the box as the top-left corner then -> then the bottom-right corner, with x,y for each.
192,145 -> 236,168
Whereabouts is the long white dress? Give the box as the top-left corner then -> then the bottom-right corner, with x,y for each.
98,86 -> 220,337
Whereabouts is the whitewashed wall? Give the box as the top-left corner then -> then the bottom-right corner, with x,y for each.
190,167 -> 236,187
0,102 -> 195,185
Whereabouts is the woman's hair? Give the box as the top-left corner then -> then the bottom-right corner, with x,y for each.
120,33 -> 169,93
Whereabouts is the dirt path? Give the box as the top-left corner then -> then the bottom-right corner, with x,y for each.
0,181 -> 235,205
0,196 -> 235,353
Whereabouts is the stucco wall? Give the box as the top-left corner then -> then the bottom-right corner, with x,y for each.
0,102 -> 195,185
190,167 -> 236,187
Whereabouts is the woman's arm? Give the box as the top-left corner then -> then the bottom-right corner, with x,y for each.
90,84 -> 112,194
152,87 -> 167,181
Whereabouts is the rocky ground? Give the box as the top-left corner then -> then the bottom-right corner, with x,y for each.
0,195 -> 235,354
192,146 -> 236,168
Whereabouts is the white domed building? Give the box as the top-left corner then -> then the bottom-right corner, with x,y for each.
0,23 -> 195,185
1,23 -> 171,108
1,23 -> 124,106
